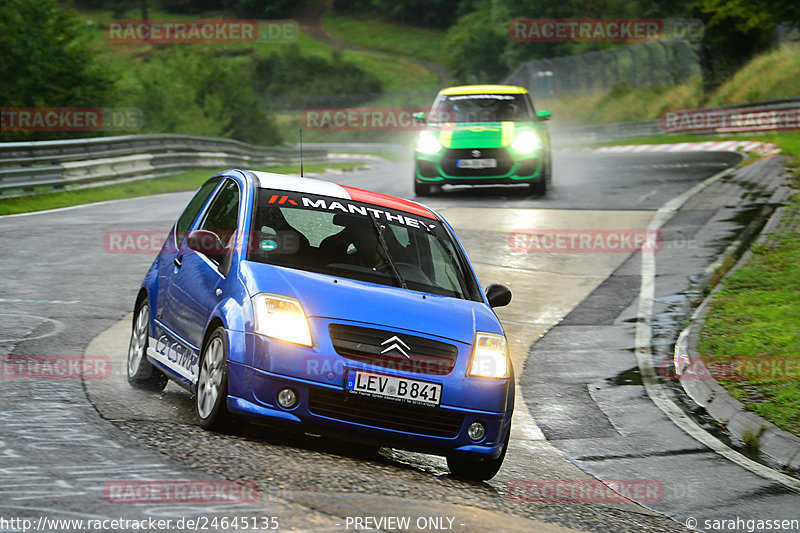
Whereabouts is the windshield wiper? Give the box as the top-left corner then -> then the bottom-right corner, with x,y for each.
367,214 -> 407,290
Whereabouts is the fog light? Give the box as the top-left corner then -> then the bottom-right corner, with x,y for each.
277,388 -> 298,409
467,421 -> 487,442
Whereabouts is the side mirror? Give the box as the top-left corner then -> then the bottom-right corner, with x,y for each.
412,112 -> 427,124
536,110 -> 552,122
187,229 -> 226,262
485,283 -> 512,308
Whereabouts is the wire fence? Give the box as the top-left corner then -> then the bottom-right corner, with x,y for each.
503,39 -> 701,99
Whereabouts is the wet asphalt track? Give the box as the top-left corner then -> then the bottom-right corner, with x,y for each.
1,149 -> 797,532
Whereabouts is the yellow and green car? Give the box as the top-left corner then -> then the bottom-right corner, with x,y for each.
413,84 -> 552,196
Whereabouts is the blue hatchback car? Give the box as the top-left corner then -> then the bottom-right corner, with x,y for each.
127,170 -> 514,479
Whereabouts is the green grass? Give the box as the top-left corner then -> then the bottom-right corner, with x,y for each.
0,163 -> 365,216
74,8 -> 440,148
324,14 -> 446,64
545,79 -> 704,127
546,44 -> 800,127
243,31 -> 437,96
708,44 -> 800,106
697,135 -> 800,436
76,8 -> 437,103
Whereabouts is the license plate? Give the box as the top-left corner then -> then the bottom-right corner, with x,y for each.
346,370 -> 441,406
457,158 -> 497,169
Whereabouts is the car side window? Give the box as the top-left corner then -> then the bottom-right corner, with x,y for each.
175,178 -> 221,245
199,179 -> 240,248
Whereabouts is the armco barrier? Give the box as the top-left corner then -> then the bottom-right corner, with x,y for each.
0,134 -> 326,194
4,99 -> 800,193
549,97 -> 800,146
550,120 -> 662,145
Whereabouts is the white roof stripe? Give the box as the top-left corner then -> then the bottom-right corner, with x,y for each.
249,171 -> 350,199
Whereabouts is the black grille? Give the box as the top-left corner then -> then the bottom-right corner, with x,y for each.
416,160 -> 439,178
440,148 -> 513,177
516,158 -> 538,177
329,324 -> 458,375
308,388 -> 464,437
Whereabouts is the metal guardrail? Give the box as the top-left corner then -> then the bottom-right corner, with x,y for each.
550,120 -> 662,146
3,97 -> 800,193
550,97 -> 800,146
0,134 -> 327,194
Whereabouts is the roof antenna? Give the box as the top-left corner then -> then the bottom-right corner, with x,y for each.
299,128 -> 304,177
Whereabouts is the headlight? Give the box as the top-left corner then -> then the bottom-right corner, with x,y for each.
468,332 -> 510,378
252,293 -> 312,347
511,131 -> 541,153
416,131 -> 442,154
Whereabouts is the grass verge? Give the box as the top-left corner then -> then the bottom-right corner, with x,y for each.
323,14 -> 446,64
0,163 -> 365,216
544,43 -> 799,127
696,136 -> 800,436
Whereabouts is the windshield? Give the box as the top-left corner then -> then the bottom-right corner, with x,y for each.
247,189 -> 480,300
431,93 -> 535,123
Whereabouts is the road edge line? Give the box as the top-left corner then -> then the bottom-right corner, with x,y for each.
633,159 -> 800,493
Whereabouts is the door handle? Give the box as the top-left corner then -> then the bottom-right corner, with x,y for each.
173,257 -> 182,269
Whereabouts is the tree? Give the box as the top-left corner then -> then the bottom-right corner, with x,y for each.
443,10 -> 508,83
0,0 -> 117,139
697,0 -> 800,34
124,47 -> 282,145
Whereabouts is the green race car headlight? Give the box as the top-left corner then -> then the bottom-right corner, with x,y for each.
417,131 -> 443,155
511,131 -> 542,153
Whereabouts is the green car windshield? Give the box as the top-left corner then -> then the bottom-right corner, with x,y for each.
431,93 -> 535,123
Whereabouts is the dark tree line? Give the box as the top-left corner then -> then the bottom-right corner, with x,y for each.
438,0 -> 799,89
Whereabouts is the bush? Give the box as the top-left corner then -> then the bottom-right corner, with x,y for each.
253,44 -> 383,107
125,47 -> 281,145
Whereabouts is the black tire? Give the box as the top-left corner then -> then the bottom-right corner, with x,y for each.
414,180 -> 434,197
529,174 -> 547,195
545,156 -> 553,187
529,158 -> 551,195
127,301 -> 169,391
446,426 -> 510,481
196,326 -> 230,430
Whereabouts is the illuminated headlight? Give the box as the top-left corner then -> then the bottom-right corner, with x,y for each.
468,333 -> 510,378
511,131 -> 541,153
416,131 -> 443,154
252,293 -> 312,347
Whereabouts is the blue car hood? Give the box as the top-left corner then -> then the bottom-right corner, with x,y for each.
240,261 -> 502,344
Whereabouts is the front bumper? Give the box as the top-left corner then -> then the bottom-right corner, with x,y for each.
226,328 -> 514,459
415,147 -> 545,185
